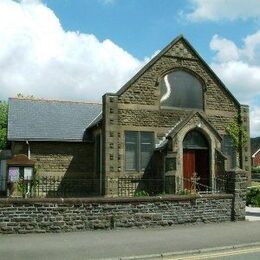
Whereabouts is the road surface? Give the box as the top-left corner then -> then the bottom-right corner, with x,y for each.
0,221 -> 260,259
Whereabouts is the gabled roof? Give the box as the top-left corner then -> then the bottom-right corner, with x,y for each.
167,111 -> 222,141
8,98 -> 102,142
252,148 -> 260,158
155,111 -> 222,152
116,35 -> 240,107
251,137 -> 260,155
87,112 -> 102,129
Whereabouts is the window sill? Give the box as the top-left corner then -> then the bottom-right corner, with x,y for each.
160,106 -> 204,112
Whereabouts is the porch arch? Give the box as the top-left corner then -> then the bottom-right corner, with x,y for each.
182,129 -> 210,191
178,123 -> 218,192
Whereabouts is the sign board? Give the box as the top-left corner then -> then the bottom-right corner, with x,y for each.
8,167 -> 20,182
24,167 -> 33,180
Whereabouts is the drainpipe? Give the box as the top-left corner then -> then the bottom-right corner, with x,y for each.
26,140 -> 31,159
99,133 -> 102,196
25,140 -> 31,197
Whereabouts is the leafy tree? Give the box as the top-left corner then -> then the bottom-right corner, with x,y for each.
226,117 -> 247,152
0,101 -> 8,150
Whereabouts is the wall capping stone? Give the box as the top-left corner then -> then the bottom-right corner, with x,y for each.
0,193 -> 233,205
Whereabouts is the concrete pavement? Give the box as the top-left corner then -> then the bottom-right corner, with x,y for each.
0,221 -> 260,259
246,206 -> 260,221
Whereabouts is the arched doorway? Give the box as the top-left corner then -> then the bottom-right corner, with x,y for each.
183,130 -> 210,191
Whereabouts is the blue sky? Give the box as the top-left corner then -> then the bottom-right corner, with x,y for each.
43,0 -> 259,61
0,0 -> 260,136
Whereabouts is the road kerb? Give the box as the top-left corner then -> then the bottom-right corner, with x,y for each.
120,242 -> 260,260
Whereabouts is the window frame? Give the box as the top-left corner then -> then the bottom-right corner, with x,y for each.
221,134 -> 237,169
125,131 -> 154,172
125,131 -> 139,171
159,69 -> 205,111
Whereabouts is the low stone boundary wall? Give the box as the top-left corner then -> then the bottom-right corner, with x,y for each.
0,194 -> 233,234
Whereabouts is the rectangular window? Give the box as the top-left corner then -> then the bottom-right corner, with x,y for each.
125,131 -> 154,171
165,157 -> 176,172
125,131 -> 138,171
221,135 -> 236,169
140,132 -> 154,170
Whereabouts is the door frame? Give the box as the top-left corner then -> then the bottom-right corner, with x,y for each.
179,127 -> 213,191
183,148 -> 210,191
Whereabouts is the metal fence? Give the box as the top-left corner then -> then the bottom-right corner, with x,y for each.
0,174 -> 228,198
0,176 -> 100,198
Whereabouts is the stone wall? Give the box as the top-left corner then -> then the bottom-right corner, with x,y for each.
240,105 -> 251,177
0,194 -> 233,234
227,169 -> 248,221
12,142 -> 95,178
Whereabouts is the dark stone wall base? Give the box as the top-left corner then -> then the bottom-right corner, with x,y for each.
0,194 -> 234,234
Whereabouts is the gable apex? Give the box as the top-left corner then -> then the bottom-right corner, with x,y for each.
116,35 -> 240,107
116,34 -> 186,95
167,111 -> 222,142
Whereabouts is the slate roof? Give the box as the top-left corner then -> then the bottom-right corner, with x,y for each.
8,98 -> 102,142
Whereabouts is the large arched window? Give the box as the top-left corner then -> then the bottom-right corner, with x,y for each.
160,70 -> 203,109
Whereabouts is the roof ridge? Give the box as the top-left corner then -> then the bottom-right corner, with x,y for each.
116,34 -> 184,96
9,97 -> 102,105
252,148 -> 260,157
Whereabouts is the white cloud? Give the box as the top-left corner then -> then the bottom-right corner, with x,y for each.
98,0 -> 116,5
210,35 -> 239,62
0,0 -> 145,102
185,0 -> 260,22
251,106 -> 260,137
210,32 -> 260,137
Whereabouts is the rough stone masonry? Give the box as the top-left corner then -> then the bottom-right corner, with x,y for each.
0,194 -> 233,234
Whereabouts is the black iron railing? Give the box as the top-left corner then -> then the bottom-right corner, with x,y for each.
0,174 -> 228,198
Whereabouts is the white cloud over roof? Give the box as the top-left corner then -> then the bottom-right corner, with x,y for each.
185,0 -> 260,22
0,0 -> 259,137
0,0 -> 145,102
210,32 -> 260,137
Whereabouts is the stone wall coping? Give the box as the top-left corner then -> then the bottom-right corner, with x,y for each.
0,194 -> 233,205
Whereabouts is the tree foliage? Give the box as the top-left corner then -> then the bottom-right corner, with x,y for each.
0,101 -> 8,150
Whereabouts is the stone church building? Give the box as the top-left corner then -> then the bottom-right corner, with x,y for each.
7,35 -> 251,197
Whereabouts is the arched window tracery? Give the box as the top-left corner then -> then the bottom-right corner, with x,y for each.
160,70 -> 204,109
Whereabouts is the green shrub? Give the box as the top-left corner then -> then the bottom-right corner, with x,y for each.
252,167 -> 260,174
176,189 -> 191,195
246,187 -> 260,207
134,190 -> 149,197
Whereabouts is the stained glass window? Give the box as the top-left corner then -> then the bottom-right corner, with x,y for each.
160,70 -> 203,109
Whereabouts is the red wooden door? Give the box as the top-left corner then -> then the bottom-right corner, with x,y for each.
183,150 -> 195,190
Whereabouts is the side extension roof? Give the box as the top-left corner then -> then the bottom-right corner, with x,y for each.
8,98 -> 102,142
